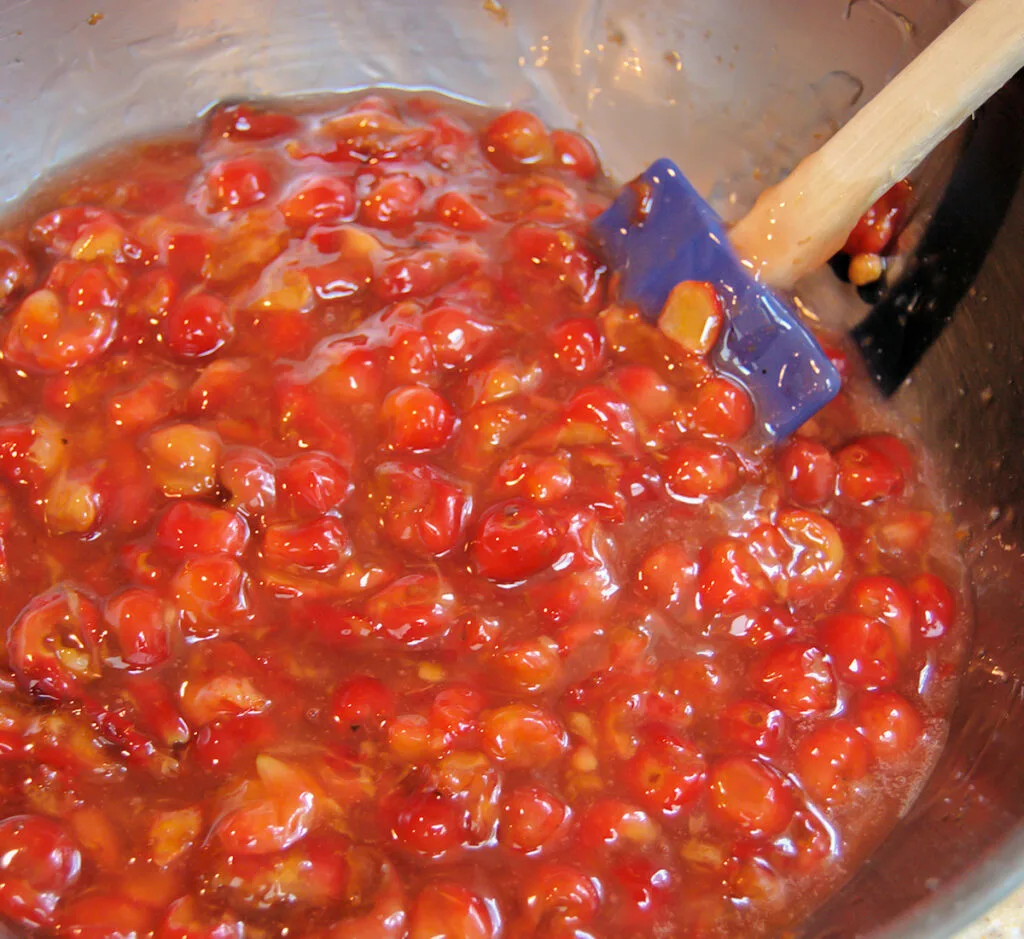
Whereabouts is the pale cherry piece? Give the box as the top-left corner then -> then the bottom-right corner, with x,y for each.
148,807 -> 203,867
4,287 -> 117,374
481,704 -> 568,768
327,860 -> 407,939
657,281 -> 724,356
776,509 -> 845,600
0,814 -> 82,930
490,636 -> 563,694
146,423 -> 222,497
179,671 -> 268,727
410,883 -> 494,939
158,895 -> 245,939
43,466 -> 105,535
213,755 -> 321,856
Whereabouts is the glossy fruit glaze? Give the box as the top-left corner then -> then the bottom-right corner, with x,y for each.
0,93 -> 967,939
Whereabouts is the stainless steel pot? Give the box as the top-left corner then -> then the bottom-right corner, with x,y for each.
0,1 -> 1021,936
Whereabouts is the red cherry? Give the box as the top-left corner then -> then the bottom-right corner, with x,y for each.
471,500 -> 561,583
551,129 -> 600,180
155,501 -> 250,557
278,451 -> 351,517
843,180 -> 911,256
708,756 -> 793,838
386,328 -> 439,386
360,174 -> 425,229
57,892 -> 155,939
410,884 -> 494,939
623,727 -> 706,818
481,704 -> 567,767
204,157 -> 275,212
422,305 -> 495,370
609,855 -> 674,927
777,438 -> 837,506
714,606 -> 795,650
0,815 -> 81,929
104,587 -> 171,668
665,442 -> 740,503
8,585 -> 104,700
852,690 -> 924,761
482,110 -> 553,172
262,516 -> 352,575
720,699 -> 785,754
434,191 -> 492,232
522,863 -> 601,928
165,293 -> 233,358
316,345 -> 384,405
375,461 -> 470,557
635,542 -> 698,611
836,436 -> 908,505
220,447 -> 277,519
692,378 -> 754,441
549,318 -> 605,378
329,675 -> 397,735
5,288 -> 117,373
279,176 -> 355,230
819,612 -> 899,689
697,539 -> 772,616
794,718 -> 872,804
847,575 -> 915,655
208,103 -> 299,141
172,557 -> 251,634
392,790 -> 464,857
500,786 -> 569,854
381,385 -> 457,452
753,643 -> 837,717
365,572 -> 456,647
908,572 -> 955,643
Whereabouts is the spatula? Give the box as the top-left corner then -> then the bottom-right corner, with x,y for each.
592,0 -> 1024,438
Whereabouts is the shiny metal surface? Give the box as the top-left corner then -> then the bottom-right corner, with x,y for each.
0,0 -> 1021,936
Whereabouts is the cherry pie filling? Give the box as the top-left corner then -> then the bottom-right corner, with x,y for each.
0,94 -> 965,939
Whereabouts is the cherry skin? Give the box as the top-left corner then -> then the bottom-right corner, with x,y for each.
471,500 -> 561,583
0,815 -> 82,929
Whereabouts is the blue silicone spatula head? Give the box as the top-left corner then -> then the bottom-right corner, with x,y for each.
592,159 -> 841,439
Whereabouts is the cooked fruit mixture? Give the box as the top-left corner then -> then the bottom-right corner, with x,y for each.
0,93 -> 966,938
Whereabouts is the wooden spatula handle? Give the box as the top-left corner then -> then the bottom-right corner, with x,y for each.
729,0 -> 1024,290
